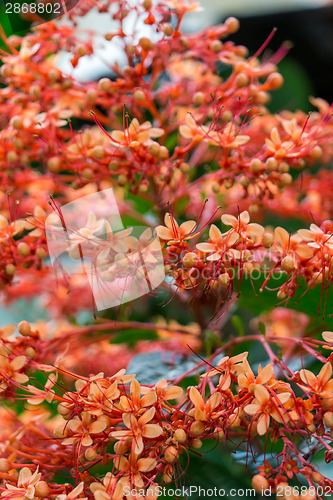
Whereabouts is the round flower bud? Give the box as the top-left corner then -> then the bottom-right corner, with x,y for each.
85,448 -> 97,461
213,429 -> 225,441
57,403 -> 71,418
25,347 -> 35,358
262,233 -> 274,248
35,481 -> 50,497
10,116 -> 23,130
279,173 -> 292,186
165,446 -> 179,463
134,89 -> 145,101
281,255 -> 295,273
225,17 -> 240,33
191,438 -> 202,449
162,471 -> 173,484
0,64 -> 12,77
98,78 -> 112,92
218,273 -> 230,287
190,420 -> 205,436
324,411 -> 333,428
310,146 -> 322,160
209,40 -> 223,52
143,0 -> 152,9
18,320 -> 31,337
311,472 -> 322,484
118,174 -> 127,186
235,72 -> 249,88
47,156 -> 61,173
250,158 -> 263,173
0,458 -> 11,473
148,142 -> 160,157
182,252 -> 198,269
267,72 -> 284,89
174,429 -> 187,443
158,146 -> 169,160
251,474 -> 269,494
139,37 -> 154,51
180,162 -> 190,173
17,242 -> 31,257
162,23 -> 173,36
279,162 -> 289,173
277,289 -> 287,300
7,151 -> 18,163
93,146 -> 105,159
193,91 -> 205,106
5,264 -> 16,276
36,247 -> 47,260
266,157 -> 278,172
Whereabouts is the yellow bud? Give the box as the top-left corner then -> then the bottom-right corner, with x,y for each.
190,420 -> 205,436
0,458 -> 11,473
17,242 -> 31,257
174,429 -> 187,443
18,320 -> 31,336
281,255 -> 295,272
262,233 -> 274,248
251,475 -> 269,494
165,446 -> 179,463
35,481 -> 50,497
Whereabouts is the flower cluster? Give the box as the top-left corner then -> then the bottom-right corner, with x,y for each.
1,323 -> 333,499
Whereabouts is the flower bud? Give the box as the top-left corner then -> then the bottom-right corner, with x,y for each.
218,273 -> 230,287
93,146 -> 105,159
174,429 -> 187,443
191,438 -> 202,449
190,420 -> 205,436
267,72 -> 284,89
165,446 -> 179,463
139,37 -> 154,51
17,242 -> 31,257
250,158 -> 263,173
324,411 -> 333,428
262,233 -> 274,248
18,320 -> 31,337
251,474 -> 269,494
85,448 -> 97,461
47,157 -> 61,173
281,255 -> 295,273
10,116 -> 23,130
5,264 -> 16,276
182,252 -> 198,269
225,17 -> 239,33
0,458 -> 11,473
35,481 -> 50,497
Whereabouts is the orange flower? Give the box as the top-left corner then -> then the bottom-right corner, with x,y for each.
111,119 -> 164,147
298,362 -> 333,408
1,467 -> 42,500
189,387 -> 222,421
91,473 -> 124,500
114,452 -> 157,488
156,213 -> 197,245
244,385 -> 291,435
62,412 -> 108,447
204,352 -> 249,390
155,379 -> 184,402
221,211 -> 264,241
119,378 -> 157,412
196,224 -> 239,261
111,407 -> 163,455
0,352 -> 29,392
238,363 -> 275,393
